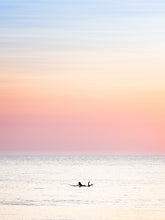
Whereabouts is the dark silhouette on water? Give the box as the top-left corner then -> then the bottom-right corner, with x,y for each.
88,181 -> 93,187
78,181 -> 86,187
70,181 -> 93,187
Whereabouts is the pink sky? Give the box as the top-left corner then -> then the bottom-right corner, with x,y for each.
1,0 -> 165,154
1,59 -> 165,154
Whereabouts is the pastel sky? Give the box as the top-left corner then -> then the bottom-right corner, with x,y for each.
0,0 -> 165,154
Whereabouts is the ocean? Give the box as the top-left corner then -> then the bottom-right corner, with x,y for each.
0,155 -> 165,220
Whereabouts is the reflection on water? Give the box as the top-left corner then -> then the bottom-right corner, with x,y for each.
0,155 -> 165,220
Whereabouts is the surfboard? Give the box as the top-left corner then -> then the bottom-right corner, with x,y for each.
70,184 -> 93,187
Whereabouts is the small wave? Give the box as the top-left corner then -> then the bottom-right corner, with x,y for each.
0,200 -> 39,206
0,199 -> 95,206
33,187 -> 44,190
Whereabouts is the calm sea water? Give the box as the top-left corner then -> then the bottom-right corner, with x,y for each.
0,155 -> 165,220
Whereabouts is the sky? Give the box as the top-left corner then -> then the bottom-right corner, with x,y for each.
0,0 -> 165,154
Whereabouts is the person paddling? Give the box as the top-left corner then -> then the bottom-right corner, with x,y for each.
88,181 -> 93,187
78,181 -> 86,187
77,181 -> 93,187
78,181 -> 83,187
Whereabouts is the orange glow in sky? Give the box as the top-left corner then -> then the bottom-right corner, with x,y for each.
1,0 -> 165,154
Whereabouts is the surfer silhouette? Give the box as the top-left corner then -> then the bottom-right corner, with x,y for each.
71,181 -> 93,187
78,181 -> 82,187
78,181 -> 86,187
77,181 -> 93,187
88,181 -> 93,187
